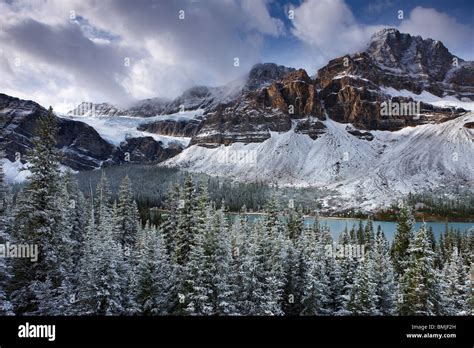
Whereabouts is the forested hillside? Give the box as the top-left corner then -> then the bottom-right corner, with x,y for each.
0,109 -> 471,316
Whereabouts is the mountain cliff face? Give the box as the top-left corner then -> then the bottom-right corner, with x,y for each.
163,29 -> 474,210
0,94 -> 182,171
2,28 -> 473,210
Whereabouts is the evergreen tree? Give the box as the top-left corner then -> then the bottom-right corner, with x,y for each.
239,218 -> 286,315
287,205 -> 304,241
440,248 -> 471,315
77,195 -> 127,315
183,203 -> 213,315
94,172 -> 113,227
398,225 -> 438,315
336,229 -> 358,315
347,252 -> 377,315
0,159 -> 13,314
391,204 -> 415,277
321,225 -> 342,314
372,228 -> 396,315
211,207 -> 239,315
135,223 -> 175,315
364,216 -> 375,250
9,107 -> 72,314
161,183 -> 181,254
299,226 -> 330,315
117,175 -> 140,250
173,175 -> 197,265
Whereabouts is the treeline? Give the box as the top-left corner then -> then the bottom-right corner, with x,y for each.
0,108 -> 472,316
75,164 -> 270,213
74,164 -> 334,216
406,192 -> 474,220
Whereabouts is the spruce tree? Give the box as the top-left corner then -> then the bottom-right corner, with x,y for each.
347,253 -> 377,315
117,175 -> 140,250
440,248 -> 470,315
135,223 -> 175,315
398,225 -> 438,315
300,226 -> 330,315
391,204 -> 415,277
9,107 -> 72,314
0,159 -> 13,314
372,228 -> 396,315
173,175 -> 197,265
77,193 -> 128,315
336,229 -> 358,315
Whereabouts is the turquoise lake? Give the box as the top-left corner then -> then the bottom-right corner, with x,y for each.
234,214 -> 473,241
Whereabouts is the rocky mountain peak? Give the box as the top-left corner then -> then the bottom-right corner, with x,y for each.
281,69 -> 312,84
245,62 -> 295,90
366,28 -> 457,81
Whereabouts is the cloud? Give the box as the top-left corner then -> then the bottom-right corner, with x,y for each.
399,7 -> 474,59
0,0 -> 283,109
0,0 -> 472,110
289,0 -> 383,59
289,0 -> 474,72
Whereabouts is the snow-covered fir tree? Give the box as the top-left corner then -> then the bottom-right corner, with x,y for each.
9,107 -> 72,315
116,175 -> 140,250
336,228 -> 358,315
391,204 -> 415,277
440,247 -> 471,315
398,225 -> 439,315
0,159 -> 13,315
372,227 -> 396,315
135,222 -> 175,315
77,186 -> 128,315
347,251 -> 377,315
173,175 -> 197,266
299,225 -> 331,315
283,205 -> 305,315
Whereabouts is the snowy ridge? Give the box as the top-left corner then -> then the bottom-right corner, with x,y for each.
58,109 -> 204,147
164,114 -> 474,211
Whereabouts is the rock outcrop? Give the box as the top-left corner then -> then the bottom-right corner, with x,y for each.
0,94 -> 180,171
1,94 -> 114,170
137,119 -> 201,138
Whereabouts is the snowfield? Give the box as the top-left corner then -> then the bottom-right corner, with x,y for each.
163,113 -> 474,211
380,87 -> 474,111
58,109 -> 204,147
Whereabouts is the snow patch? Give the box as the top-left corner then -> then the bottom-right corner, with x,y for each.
381,87 -> 474,111
57,110 -> 204,147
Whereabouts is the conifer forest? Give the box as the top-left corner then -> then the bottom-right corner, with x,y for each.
0,109 -> 471,316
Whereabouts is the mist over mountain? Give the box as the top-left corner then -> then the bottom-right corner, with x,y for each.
1,28 -> 473,211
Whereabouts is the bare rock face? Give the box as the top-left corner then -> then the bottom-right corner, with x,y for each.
137,119 -> 201,137
112,137 -> 182,164
190,67 -> 327,147
366,28 -> 456,81
294,118 -> 326,139
314,28 -> 472,131
265,69 -> 325,118
0,94 -> 114,170
190,94 -> 291,147
1,94 -> 182,171
245,63 -> 295,91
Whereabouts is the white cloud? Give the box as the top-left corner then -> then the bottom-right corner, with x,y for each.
0,0 -> 283,108
290,0 -> 383,59
289,0 -> 473,71
399,7 -> 473,59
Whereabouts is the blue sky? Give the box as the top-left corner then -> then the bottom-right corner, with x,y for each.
0,0 -> 473,109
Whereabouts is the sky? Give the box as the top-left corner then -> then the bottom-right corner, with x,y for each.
0,0 -> 473,111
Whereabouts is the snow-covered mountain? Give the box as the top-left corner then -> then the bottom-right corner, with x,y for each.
162,28 -> 474,211
67,62 -> 291,118
2,28 -> 473,211
0,93 -> 183,178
